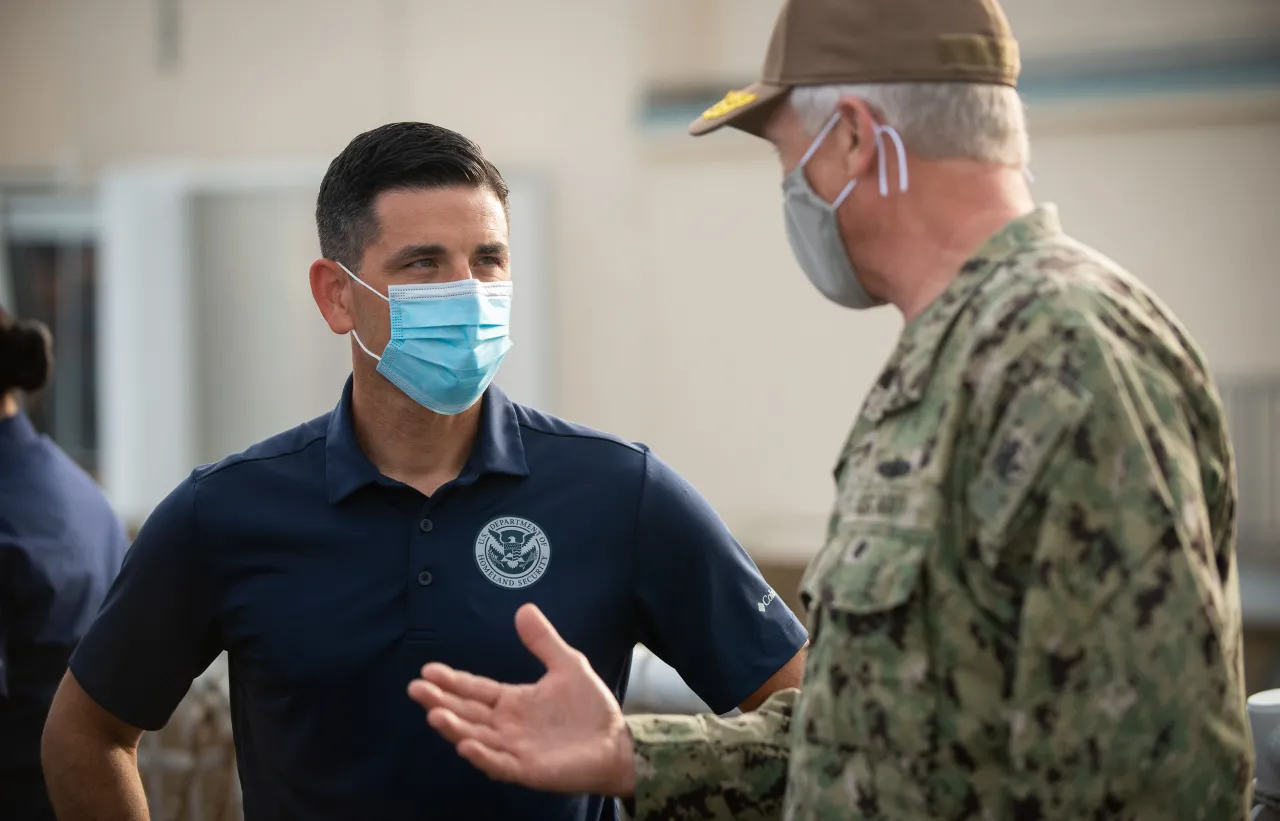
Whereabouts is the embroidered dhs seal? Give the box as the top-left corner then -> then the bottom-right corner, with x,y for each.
475,517 -> 551,589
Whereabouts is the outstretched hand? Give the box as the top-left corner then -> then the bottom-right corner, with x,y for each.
407,603 -> 636,798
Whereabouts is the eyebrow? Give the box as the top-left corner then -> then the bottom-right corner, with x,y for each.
387,244 -> 448,267
387,242 -> 510,267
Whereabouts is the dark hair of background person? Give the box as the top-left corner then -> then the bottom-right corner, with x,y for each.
0,307 -> 53,395
316,121 -> 511,273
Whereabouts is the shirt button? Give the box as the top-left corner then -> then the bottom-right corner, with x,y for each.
419,518 -> 433,533
417,569 -> 434,587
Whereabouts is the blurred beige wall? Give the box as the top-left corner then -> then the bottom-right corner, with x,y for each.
191,187 -> 349,462
0,0 -> 71,168
2,0 -> 1278,561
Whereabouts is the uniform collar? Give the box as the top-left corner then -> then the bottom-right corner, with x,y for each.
325,378 -> 529,504
0,411 -> 40,449
861,205 -> 1063,424
468,384 -> 531,481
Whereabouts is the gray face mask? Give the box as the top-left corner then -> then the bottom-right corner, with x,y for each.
782,111 -> 909,310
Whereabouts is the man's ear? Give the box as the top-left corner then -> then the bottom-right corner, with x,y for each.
834,95 -> 880,182
309,258 -> 355,335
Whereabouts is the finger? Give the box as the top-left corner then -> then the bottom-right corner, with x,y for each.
407,680 -> 495,726
426,707 -> 507,751
407,679 -> 431,708
456,739 -> 526,786
420,663 -> 502,707
514,603 -> 577,670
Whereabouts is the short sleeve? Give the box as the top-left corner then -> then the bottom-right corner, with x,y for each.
632,450 -> 807,714
68,475 -> 222,731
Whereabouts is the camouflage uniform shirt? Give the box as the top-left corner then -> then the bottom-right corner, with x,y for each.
625,206 -> 1253,820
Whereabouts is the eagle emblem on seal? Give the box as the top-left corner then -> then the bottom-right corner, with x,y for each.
487,526 -> 538,574
474,517 -> 551,588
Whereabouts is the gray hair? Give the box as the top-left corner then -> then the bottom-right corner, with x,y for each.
789,82 -> 1029,167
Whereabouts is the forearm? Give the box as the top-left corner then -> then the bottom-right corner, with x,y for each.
625,688 -> 796,821
43,731 -> 149,821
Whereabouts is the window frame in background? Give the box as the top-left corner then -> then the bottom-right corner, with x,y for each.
0,187 -> 101,474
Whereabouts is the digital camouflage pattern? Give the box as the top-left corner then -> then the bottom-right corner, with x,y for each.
626,206 -> 1254,820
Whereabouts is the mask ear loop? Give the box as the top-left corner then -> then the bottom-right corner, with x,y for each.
807,112 -> 918,210
338,261 -> 389,302
835,121 -> 909,206
873,125 -> 909,196
804,112 -> 862,210
799,111 -> 843,169
351,330 -> 381,362
336,260 -> 387,361
1022,166 -> 1036,184
832,179 -> 858,209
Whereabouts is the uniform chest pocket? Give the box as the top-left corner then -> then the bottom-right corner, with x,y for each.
796,525 -> 935,758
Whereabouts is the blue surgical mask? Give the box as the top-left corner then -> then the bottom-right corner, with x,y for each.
339,262 -> 513,415
782,112 -> 908,310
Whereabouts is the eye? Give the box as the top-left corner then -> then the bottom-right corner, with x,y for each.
476,256 -> 504,267
409,258 -> 438,268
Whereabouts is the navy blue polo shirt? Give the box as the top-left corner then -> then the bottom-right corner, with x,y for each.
0,412 -> 128,819
71,379 -> 807,820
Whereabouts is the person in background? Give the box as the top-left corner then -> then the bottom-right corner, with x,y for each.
0,307 -> 128,820
408,0 -> 1254,818
41,122 -> 807,821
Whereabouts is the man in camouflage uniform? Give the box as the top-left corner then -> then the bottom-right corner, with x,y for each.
408,0 -> 1255,817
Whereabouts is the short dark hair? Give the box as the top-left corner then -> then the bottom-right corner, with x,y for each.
0,306 -> 53,394
316,122 -> 510,271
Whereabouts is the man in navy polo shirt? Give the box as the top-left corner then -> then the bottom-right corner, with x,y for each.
41,122 -> 807,820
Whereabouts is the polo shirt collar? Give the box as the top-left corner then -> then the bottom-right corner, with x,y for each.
326,378 -> 529,504
469,384 -> 530,481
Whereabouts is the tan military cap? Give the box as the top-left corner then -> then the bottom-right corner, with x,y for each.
691,0 -> 1021,137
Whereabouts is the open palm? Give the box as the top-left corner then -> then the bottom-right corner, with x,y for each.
407,604 -> 635,797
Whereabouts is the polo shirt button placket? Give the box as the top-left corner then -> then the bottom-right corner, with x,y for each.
416,518 -> 435,587
411,507 -> 440,643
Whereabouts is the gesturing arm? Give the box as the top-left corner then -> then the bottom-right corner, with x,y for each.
626,688 -> 798,821
409,605 -> 799,821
